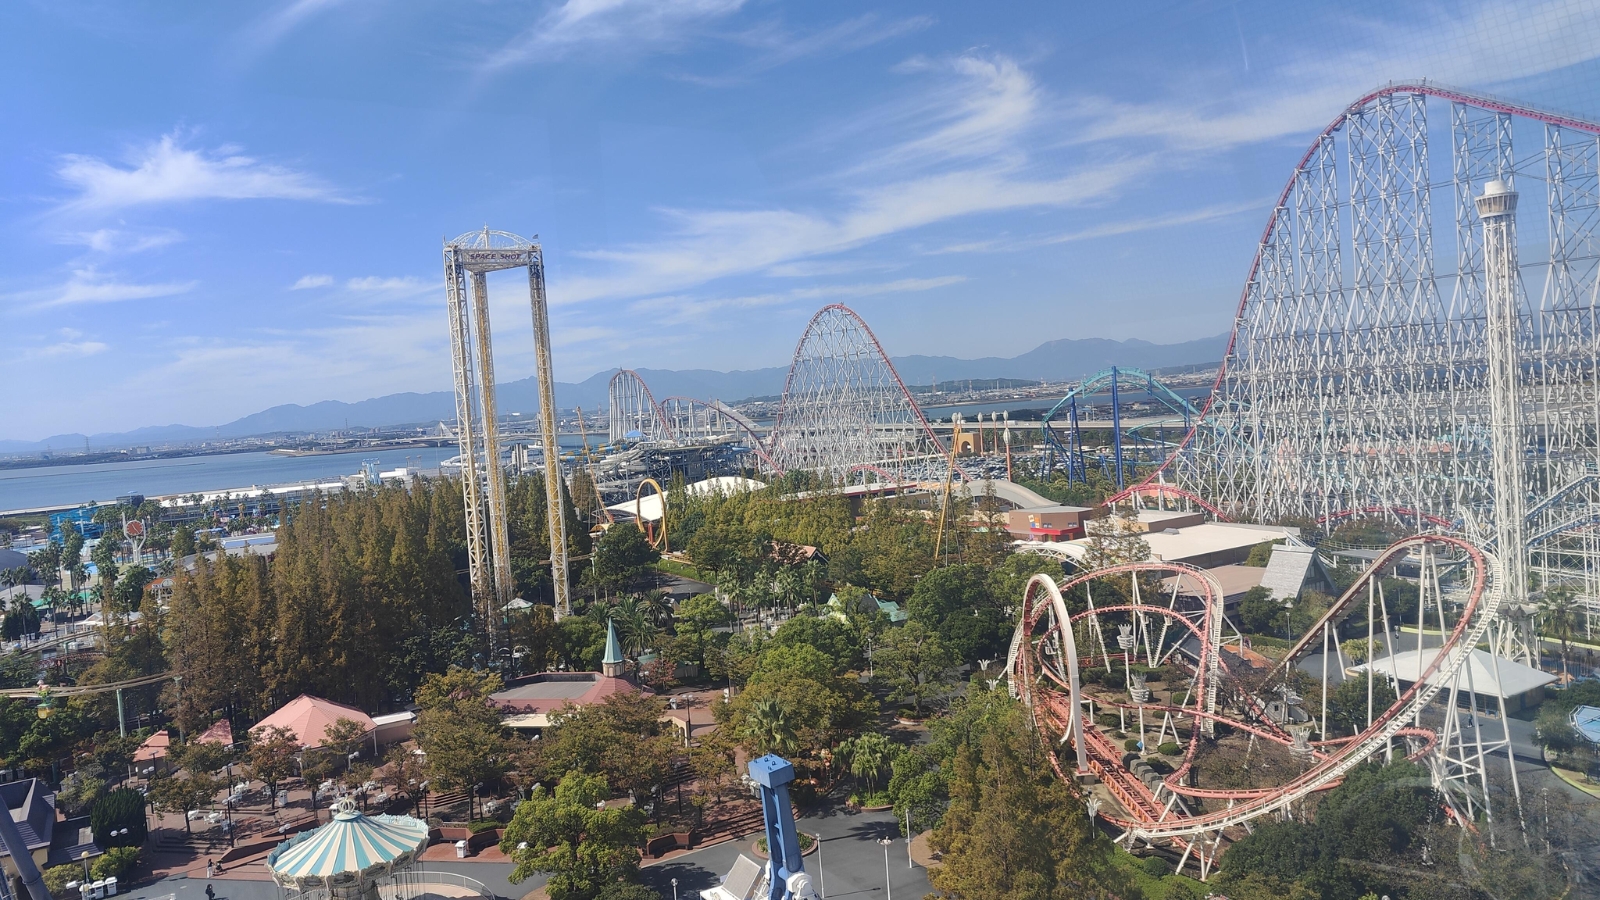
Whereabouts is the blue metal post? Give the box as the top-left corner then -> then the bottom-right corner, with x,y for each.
749,755 -> 806,900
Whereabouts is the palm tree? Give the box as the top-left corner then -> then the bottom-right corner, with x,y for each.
838,733 -> 895,796
1538,585 -> 1582,678
742,698 -> 799,757
584,599 -> 613,628
775,567 -> 803,615
608,598 -> 655,663
641,590 -> 673,629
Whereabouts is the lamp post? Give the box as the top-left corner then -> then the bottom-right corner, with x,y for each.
80,850 -> 91,882
815,835 -> 826,898
670,878 -> 678,900
878,838 -> 893,900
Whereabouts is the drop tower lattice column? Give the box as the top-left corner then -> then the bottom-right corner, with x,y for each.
1479,179 -> 1529,614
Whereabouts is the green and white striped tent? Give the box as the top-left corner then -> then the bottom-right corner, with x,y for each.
267,798 -> 430,898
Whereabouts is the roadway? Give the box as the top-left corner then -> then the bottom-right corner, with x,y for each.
116,806 -> 930,900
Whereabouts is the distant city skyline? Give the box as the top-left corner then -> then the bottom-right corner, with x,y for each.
2,0 -> 1598,440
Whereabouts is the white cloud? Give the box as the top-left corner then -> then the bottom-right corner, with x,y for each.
66,228 -> 183,254
874,55 -> 1040,169
538,51 -> 1144,306
1064,0 -> 1600,152
631,275 -> 966,326
248,0 -> 349,52
675,14 -> 934,87
11,269 -> 197,310
483,0 -> 746,70
559,160 -> 1142,304
345,276 -> 430,293
56,132 -> 351,213
30,340 -> 109,360
291,274 -> 335,290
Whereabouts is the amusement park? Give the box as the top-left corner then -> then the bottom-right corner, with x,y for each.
7,17 -> 1600,900
220,79 -> 1595,900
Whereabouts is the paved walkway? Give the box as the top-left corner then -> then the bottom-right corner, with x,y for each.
118,804 -> 923,900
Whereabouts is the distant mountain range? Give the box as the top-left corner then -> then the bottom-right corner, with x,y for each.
1,332 -> 1228,454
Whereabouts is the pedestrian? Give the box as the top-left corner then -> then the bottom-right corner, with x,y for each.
205,885 -> 215,900
205,859 -> 214,878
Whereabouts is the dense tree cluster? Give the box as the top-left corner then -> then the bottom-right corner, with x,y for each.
926,689 -> 1134,900
166,480 -> 474,728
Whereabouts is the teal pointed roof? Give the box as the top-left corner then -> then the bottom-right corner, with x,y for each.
604,617 -> 624,665
267,798 -> 429,889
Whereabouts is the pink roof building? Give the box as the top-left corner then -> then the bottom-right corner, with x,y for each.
252,694 -> 376,749
132,730 -> 170,765
197,718 -> 235,746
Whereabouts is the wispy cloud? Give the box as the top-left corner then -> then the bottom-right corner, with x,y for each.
291,274 -> 335,290
56,132 -> 352,213
11,269 -> 197,310
237,0 -> 351,59
65,228 -> 183,255
676,13 -> 934,87
554,52 -> 1144,304
29,339 -> 109,360
925,200 -> 1269,254
483,0 -> 745,71
631,275 -> 966,327
1064,0 -> 1600,152
345,275 -> 428,293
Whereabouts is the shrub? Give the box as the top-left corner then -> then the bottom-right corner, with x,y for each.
756,832 -> 816,854
1124,738 -> 1141,752
1139,855 -> 1169,877
42,865 -> 79,900
1158,742 -> 1181,756
467,819 -> 502,834
1096,713 -> 1121,729
91,847 -> 140,880
90,788 -> 147,849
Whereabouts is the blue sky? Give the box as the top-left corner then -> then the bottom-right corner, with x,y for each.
3,0 -> 1599,440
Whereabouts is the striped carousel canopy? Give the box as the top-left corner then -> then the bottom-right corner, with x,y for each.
267,798 -> 430,890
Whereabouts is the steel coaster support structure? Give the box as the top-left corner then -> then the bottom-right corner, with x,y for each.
1039,367 -> 1197,487
609,369 -> 676,445
1119,83 -> 1600,639
443,228 -> 572,628
768,304 -> 957,480
1010,534 -> 1517,874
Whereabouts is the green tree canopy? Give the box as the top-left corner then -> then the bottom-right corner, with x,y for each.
874,621 -> 959,716
500,772 -> 647,900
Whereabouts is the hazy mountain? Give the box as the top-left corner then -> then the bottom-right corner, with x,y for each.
0,332 -> 1227,454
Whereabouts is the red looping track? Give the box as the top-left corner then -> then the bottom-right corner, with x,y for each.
1011,534 -> 1491,845
772,304 -> 967,480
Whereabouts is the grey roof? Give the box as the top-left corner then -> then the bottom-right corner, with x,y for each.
1260,544 -> 1316,601
1353,648 -> 1556,698
0,548 -> 30,570
719,854 -> 765,900
0,779 -> 56,857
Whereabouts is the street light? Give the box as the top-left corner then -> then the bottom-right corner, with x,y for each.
670,877 -> 678,900
878,838 -> 893,900
80,850 -> 91,881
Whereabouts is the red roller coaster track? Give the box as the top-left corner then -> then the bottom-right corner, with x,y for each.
1010,533 -> 1498,875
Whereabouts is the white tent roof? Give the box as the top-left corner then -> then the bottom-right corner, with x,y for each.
1351,647 -> 1556,699
607,476 -> 765,522
1260,544 -> 1316,601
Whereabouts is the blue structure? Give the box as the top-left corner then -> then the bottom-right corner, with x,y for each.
1038,366 -> 1198,488
749,755 -> 815,900
49,506 -> 104,542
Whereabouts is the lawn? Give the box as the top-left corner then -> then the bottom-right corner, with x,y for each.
656,558 -> 711,583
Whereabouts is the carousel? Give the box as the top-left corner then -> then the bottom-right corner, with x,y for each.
266,797 -> 431,900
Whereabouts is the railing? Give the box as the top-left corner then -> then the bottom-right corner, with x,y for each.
380,871 -> 495,899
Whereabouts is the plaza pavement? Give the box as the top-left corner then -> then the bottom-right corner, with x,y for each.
118,805 -> 930,900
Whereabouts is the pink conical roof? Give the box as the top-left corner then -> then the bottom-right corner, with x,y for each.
252,694 -> 375,749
